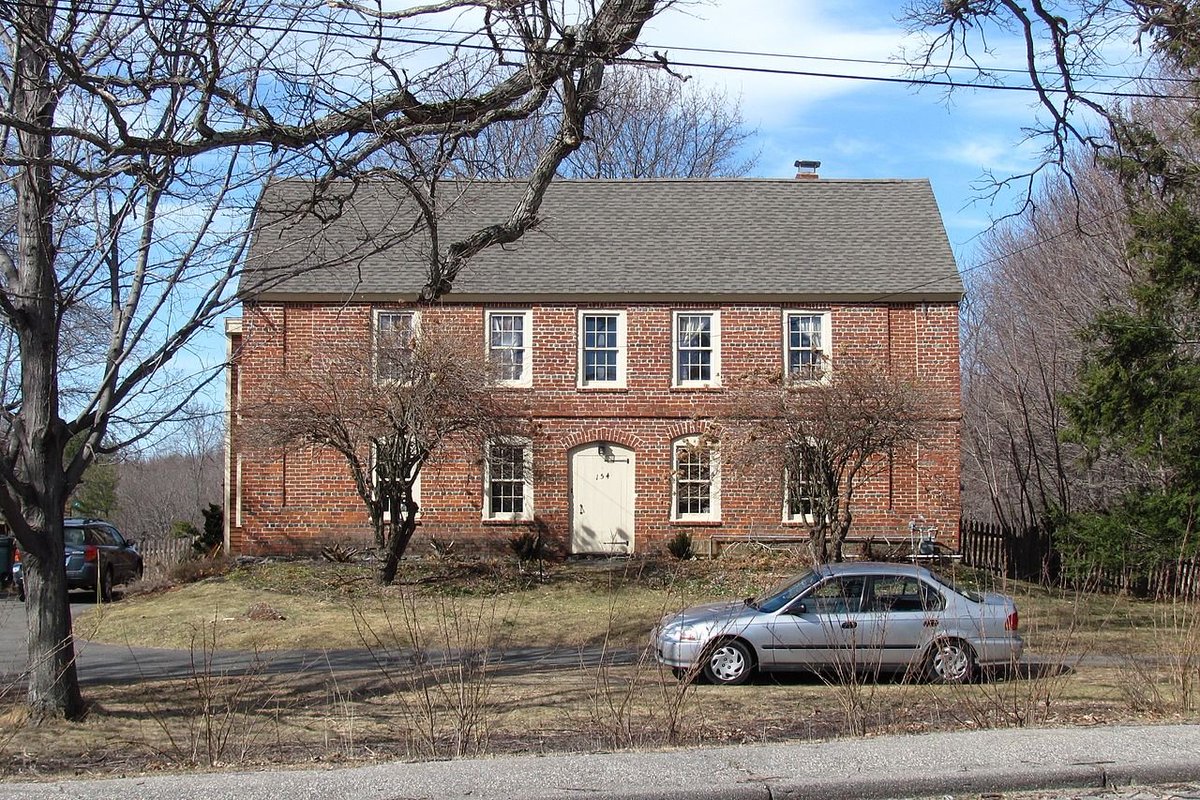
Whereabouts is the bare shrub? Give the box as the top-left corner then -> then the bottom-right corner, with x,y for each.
1118,599 -> 1200,715
585,561 -> 697,748
141,619 -> 280,767
170,555 -> 234,585
353,592 -> 510,758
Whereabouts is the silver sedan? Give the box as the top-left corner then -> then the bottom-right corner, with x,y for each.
653,562 -> 1022,685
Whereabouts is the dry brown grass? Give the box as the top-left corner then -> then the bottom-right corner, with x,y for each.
4,553 -> 1197,780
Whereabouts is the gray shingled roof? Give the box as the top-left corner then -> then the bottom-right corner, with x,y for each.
241,178 -> 962,301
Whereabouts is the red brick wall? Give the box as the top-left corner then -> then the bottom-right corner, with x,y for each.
227,300 -> 961,556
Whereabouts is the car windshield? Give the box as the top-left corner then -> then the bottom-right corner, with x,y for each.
750,570 -> 822,613
928,570 -> 984,603
64,526 -> 86,547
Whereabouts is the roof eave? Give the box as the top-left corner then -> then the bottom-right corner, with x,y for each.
247,290 -> 964,304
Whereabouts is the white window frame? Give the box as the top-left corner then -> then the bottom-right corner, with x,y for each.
577,310 -> 627,389
485,309 -> 533,388
672,310 -> 721,388
374,309 -> 419,383
671,435 -> 720,522
371,439 -> 421,524
483,437 -> 533,522
782,310 -> 831,384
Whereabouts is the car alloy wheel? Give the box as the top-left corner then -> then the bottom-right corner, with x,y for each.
929,639 -> 975,683
703,640 -> 752,686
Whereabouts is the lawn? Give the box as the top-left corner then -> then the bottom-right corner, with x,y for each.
3,551 -> 1198,780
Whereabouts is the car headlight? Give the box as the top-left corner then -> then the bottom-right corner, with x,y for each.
661,622 -> 708,642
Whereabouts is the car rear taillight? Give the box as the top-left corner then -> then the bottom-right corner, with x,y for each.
83,545 -> 99,563
12,549 -> 19,563
1005,610 -> 1019,631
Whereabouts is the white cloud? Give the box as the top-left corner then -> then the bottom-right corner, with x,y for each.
644,0 -> 911,127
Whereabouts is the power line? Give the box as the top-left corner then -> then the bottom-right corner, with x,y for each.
4,0 -> 1196,102
35,0 -> 1184,86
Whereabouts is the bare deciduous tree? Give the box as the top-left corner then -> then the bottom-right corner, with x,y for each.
249,325 -> 527,585
455,66 -> 757,178
903,1 -> 1200,202
0,0 -> 669,720
716,361 -> 933,564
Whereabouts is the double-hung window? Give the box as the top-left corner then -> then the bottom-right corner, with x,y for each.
673,311 -> 720,387
484,438 -> 533,521
375,310 -> 418,382
784,441 -> 819,523
486,310 -> 532,387
672,436 -> 720,521
578,311 -> 626,388
784,310 -> 831,383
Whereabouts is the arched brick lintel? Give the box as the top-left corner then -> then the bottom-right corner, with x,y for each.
665,419 -> 709,442
560,427 -> 647,453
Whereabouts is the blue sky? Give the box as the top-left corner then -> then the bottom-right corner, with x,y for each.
640,0 -> 1123,267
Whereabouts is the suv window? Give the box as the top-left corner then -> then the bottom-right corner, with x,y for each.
87,526 -> 114,546
64,526 -> 86,546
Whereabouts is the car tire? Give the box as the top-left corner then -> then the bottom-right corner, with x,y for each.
702,639 -> 753,686
16,582 -> 25,602
100,567 -> 114,603
927,639 -> 975,684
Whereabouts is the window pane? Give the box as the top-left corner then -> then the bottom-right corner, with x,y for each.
582,314 -> 620,383
489,314 -> 526,381
488,443 -> 526,515
787,314 -> 825,380
376,312 -> 416,380
676,313 -> 714,383
675,444 -> 713,516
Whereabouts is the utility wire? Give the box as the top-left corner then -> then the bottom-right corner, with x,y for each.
3,0 -> 1195,101
23,0 -> 1180,85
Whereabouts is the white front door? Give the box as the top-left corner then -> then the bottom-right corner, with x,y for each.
571,443 -> 635,554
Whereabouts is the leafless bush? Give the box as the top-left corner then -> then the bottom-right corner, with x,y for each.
585,561 -> 697,748
141,618 -> 281,767
1118,599 -> 1200,715
170,555 -> 234,585
931,577 -> 1094,729
353,592 -> 510,758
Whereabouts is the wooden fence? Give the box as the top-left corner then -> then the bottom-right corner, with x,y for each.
137,537 -> 193,580
959,517 -> 1200,599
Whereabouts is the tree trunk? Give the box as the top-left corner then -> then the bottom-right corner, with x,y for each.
377,501 -> 419,585
8,0 -> 85,720
808,528 -> 829,565
21,526 -> 85,721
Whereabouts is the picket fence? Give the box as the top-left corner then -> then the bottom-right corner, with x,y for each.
137,537 -> 194,580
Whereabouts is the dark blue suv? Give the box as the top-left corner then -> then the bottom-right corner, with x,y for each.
13,519 -> 143,602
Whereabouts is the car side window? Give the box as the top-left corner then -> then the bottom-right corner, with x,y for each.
868,575 -> 945,613
88,527 -> 114,547
803,577 -> 865,615
918,580 -> 946,612
104,526 -> 127,547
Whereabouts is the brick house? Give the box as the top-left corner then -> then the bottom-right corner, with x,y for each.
225,177 -> 963,557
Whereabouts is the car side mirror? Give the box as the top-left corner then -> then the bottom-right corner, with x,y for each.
788,602 -> 807,615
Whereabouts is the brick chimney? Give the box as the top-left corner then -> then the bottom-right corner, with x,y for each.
794,159 -> 821,180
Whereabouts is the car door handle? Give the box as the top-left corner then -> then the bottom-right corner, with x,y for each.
841,620 -> 857,629
923,619 -> 939,627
